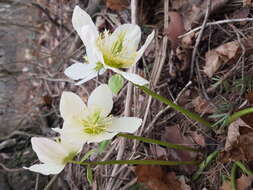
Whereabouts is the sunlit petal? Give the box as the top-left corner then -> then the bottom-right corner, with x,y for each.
72,6 -> 98,43
31,137 -> 68,164
109,24 -> 141,51
108,117 -> 142,133
112,68 -> 149,86
87,84 -> 113,117
135,30 -> 155,63
64,62 -> 97,80
81,26 -> 104,66
24,163 -> 64,175
60,91 -> 87,120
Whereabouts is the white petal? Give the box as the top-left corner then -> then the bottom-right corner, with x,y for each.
74,72 -> 97,85
135,30 -> 155,63
31,137 -> 68,164
88,84 -> 113,117
52,126 -> 83,153
72,6 -> 98,43
81,26 -> 104,66
24,163 -> 64,175
108,117 -> 142,134
60,91 -> 87,120
113,68 -> 149,86
64,62 -> 97,80
109,24 -> 141,51
60,122 -> 85,152
74,68 -> 106,85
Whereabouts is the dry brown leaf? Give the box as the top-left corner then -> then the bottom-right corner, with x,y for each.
165,11 -> 185,51
224,118 -> 243,151
219,175 -> 253,190
219,118 -> 253,163
204,41 -> 239,78
189,131 -> 206,147
163,125 -> 197,173
192,96 -> 215,114
105,0 -> 129,11
135,165 -> 189,190
204,37 -> 253,77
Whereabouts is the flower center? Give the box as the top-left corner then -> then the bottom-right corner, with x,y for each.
96,31 -> 137,69
81,110 -> 112,135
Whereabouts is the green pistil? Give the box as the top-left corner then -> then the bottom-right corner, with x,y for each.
111,32 -> 125,55
95,61 -> 104,72
81,111 -> 112,135
103,54 -> 124,68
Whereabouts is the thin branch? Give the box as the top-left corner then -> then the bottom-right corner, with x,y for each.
180,18 -> 253,38
190,0 -> 211,79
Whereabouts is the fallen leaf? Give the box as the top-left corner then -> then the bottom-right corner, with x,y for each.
224,118 -> 243,151
192,96 -> 215,114
135,165 -> 189,190
163,125 -> 197,173
165,11 -> 185,51
204,37 -> 253,77
219,118 -> 253,162
189,131 -> 206,147
105,0 -> 129,11
204,41 -> 239,78
219,175 -> 253,190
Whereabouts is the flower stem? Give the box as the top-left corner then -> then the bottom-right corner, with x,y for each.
231,163 -> 237,190
192,150 -> 219,181
235,161 -> 253,176
136,85 -> 212,128
118,133 -> 200,152
226,107 -> 253,125
68,159 -> 199,166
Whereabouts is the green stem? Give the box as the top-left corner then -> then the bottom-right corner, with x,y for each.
137,85 -> 212,128
68,159 -> 199,166
118,133 -> 200,152
192,150 -> 219,181
235,161 -> 253,176
226,107 -> 253,125
231,163 -> 237,190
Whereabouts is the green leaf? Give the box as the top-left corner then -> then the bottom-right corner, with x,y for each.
98,140 -> 111,153
86,165 -> 93,185
80,149 -> 96,162
108,74 -> 124,95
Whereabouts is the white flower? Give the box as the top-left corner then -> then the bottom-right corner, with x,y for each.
64,6 -> 155,86
23,137 -> 80,175
59,84 -> 142,143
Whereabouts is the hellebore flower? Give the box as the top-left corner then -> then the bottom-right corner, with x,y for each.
59,84 -> 142,143
24,137 -> 80,175
65,6 -> 154,86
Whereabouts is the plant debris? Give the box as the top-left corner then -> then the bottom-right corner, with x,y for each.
134,165 -> 191,190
